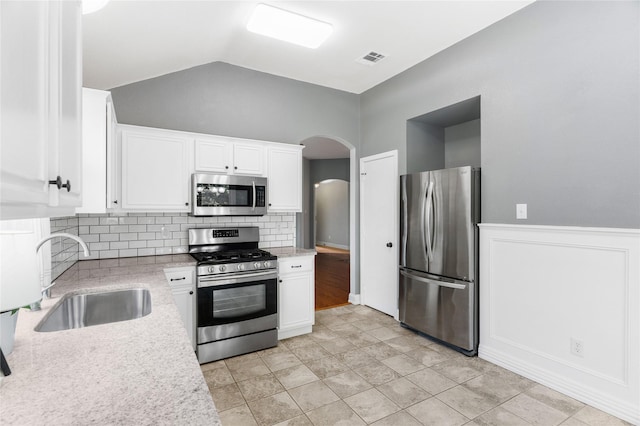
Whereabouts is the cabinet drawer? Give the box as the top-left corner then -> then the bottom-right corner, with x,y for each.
278,256 -> 314,274
164,267 -> 195,287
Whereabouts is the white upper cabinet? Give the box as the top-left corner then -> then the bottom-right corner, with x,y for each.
0,1 -> 82,219
267,144 -> 304,212
120,125 -> 193,211
76,88 -> 119,214
195,136 -> 265,176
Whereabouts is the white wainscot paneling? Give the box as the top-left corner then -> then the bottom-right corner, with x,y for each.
478,224 -> 639,424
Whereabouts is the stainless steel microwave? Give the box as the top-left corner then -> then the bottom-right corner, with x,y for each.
191,173 -> 267,216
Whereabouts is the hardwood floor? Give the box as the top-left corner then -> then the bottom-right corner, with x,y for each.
315,245 -> 350,310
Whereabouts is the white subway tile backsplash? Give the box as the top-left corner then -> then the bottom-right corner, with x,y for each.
90,225 -> 109,234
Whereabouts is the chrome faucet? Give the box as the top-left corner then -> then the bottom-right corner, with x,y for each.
31,233 -> 91,308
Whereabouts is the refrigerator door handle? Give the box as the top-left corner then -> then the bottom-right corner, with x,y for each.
424,181 -> 434,262
400,269 -> 467,290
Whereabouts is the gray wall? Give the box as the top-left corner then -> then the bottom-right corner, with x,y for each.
110,61 -> 360,148
445,119 -> 481,169
361,1 -> 640,228
306,159 -> 350,248
407,121 -> 445,174
315,180 -> 349,248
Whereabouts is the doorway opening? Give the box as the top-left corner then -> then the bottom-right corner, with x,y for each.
314,179 -> 350,309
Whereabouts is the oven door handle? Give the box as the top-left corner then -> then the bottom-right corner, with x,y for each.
198,270 -> 277,287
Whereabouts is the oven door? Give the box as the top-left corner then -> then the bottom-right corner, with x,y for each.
197,270 -> 277,343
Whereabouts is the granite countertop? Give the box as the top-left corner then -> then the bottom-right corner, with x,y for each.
268,247 -> 317,258
0,255 -> 220,426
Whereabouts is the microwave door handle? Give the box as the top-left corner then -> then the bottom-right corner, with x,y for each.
252,181 -> 256,211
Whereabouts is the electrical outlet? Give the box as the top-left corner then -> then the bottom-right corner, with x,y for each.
516,204 -> 527,219
570,337 -> 584,357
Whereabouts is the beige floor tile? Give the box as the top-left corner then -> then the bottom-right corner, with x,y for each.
376,377 -> 432,408
571,406 -> 632,425
304,356 -> 350,379
339,313 -> 368,323
559,418 -> 589,426
200,359 -> 227,373
405,346 -> 451,367
225,352 -> 261,369
437,385 -> 500,419
288,380 -> 341,412
310,327 -> 340,341
263,352 -> 303,372
323,370 -> 373,398
431,356 -> 485,383
209,382 -> 246,411
203,364 -> 235,389
343,388 -> 400,423
406,397 -> 469,426
381,353 -> 427,376
248,391 -> 303,426
502,393 -> 570,426
274,414 -> 314,426
325,323 -> 360,336
371,410 -> 423,426
383,336 -> 423,353
367,327 -> 402,341
406,368 -> 457,395
353,361 -> 401,386
258,344 -> 293,358
468,407 -> 530,426
274,364 -> 319,389
227,357 -> 271,382
281,334 -> 316,349
351,319 -> 385,331
334,348 -> 377,369
316,337 -> 357,355
525,385 -> 585,416
290,343 -> 332,362
464,369 -> 533,403
360,342 -> 401,361
344,332 -> 381,348
237,373 -> 285,402
219,404 -> 258,426
305,400 -> 366,426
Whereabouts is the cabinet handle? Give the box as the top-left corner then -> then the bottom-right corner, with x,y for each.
279,279 -> 283,283
189,291 -> 194,295
61,180 -> 71,192
225,166 -> 229,169
234,166 -> 238,170
291,265 -> 302,269
386,242 -> 393,248
185,202 -> 189,206
268,203 -> 272,207
48,176 -> 62,190
113,200 -> 118,204
171,277 -> 186,281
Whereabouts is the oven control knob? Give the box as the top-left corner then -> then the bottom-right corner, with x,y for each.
219,265 -> 226,272
208,266 -> 215,273
263,261 -> 271,268
237,263 -> 245,271
253,262 -> 261,269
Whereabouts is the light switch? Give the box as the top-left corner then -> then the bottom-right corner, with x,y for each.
516,204 -> 527,219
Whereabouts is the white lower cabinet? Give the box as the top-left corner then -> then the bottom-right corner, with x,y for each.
277,255 -> 315,339
164,267 -> 196,350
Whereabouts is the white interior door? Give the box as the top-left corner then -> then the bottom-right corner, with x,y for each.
359,150 -> 398,317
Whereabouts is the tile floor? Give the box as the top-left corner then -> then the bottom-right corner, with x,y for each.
201,304 -> 630,426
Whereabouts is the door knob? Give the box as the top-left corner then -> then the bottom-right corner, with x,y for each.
386,242 -> 393,247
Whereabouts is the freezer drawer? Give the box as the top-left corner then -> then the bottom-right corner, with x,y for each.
399,268 -> 477,354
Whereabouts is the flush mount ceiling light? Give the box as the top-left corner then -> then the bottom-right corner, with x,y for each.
82,0 -> 109,14
247,4 -> 333,49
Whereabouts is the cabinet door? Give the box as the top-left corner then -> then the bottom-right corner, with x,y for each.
232,142 -> 265,176
194,137 -> 232,173
171,285 -> 195,350
279,273 -> 314,337
50,0 -> 82,210
0,1 -> 52,218
268,146 -> 303,212
121,128 -> 192,211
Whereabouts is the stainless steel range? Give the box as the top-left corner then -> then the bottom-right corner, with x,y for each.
189,227 -> 278,364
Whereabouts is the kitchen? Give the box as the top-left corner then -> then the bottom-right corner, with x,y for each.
1,1 -> 639,425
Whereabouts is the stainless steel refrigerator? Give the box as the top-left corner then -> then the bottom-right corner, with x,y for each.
399,166 -> 480,355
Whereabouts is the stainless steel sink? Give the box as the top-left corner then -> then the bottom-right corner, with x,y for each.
35,288 -> 152,332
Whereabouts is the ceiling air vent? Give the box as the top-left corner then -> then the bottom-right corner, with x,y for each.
356,51 -> 386,66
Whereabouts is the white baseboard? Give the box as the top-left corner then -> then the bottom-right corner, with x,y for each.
348,293 -> 361,305
479,223 -> 639,424
316,241 -> 349,250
